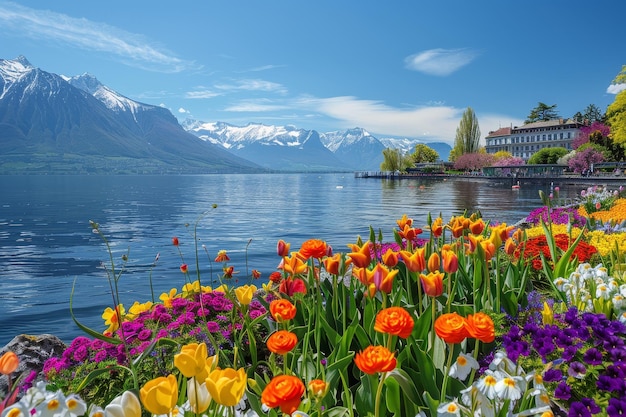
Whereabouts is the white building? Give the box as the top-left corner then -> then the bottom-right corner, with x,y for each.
484,118 -> 583,160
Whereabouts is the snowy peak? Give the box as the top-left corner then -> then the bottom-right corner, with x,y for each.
67,73 -> 148,114
320,127 -> 374,152
0,56 -> 35,90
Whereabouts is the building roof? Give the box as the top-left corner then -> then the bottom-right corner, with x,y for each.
485,127 -> 512,138
512,118 -> 580,130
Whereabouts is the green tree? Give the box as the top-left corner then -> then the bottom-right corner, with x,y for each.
582,104 -> 604,123
380,148 -> 413,172
525,102 -> 559,123
411,144 -> 439,163
606,65 -> 626,147
449,107 -> 481,161
527,147 -> 568,164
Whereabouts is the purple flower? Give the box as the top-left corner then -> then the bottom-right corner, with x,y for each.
554,381 -> 571,400
93,350 -> 108,363
137,328 -> 152,341
568,361 -> 587,379
206,321 -> 220,332
607,398 -> 626,416
72,345 -> 89,362
543,368 -> 563,382
568,401 -> 592,417
582,348 -> 603,365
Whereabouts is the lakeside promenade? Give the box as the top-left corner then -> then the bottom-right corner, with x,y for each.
354,171 -> 626,187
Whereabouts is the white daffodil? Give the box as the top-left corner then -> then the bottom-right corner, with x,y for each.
1,403 -> 30,417
437,400 -> 462,417
553,277 -> 568,291
88,405 -> 106,417
449,352 -> 479,380
596,283 -> 611,300
34,390 -> 68,417
494,375 -> 522,401
490,351 -> 519,375
613,294 -> 626,310
460,385 -> 494,417
475,371 -> 499,400
104,391 -> 142,417
65,394 -> 87,417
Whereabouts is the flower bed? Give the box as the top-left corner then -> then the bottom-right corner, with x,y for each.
2,186 -> 626,417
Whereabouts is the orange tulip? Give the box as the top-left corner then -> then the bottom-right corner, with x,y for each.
434,313 -> 469,344
398,224 -> 420,241
451,223 -> 465,238
466,312 -> 495,343
442,249 -> 458,273
347,241 -> 372,268
214,250 -> 230,262
323,253 -> 349,275
396,214 -> 413,230
365,262 -> 398,295
266,330 -> 298,355
277,239 -> 291,257
419,271 -> 444,297
469,219 -> 485,235
504,238 -> 517,256
427,252 -> 440,273
381,248 -> 398,268
0,351 -> 19,375
282,252 -> 307,275
431,217 -> 444,237
299,239 -> 328,260
481,240 -> 497,260
374,307 -> 414,339
354,345 -> 396,375
269,299 -> 297,322
399,248 -> 426,272
261,375 -> 305,415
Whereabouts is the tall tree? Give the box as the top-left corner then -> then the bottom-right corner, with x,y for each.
411,144 -> 439,163
606,65 -> 626,147
582,104 -> 604,123
449,107 -> 481,161
525,102 -> 559,123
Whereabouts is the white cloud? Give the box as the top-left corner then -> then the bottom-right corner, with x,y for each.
405,48 -> 478,76
607,83 -> 626,94
178,107 -> 190,114
185,89 -> 222,99
215,79 -> 287,94
0,1 -> 197,73
225,99 -> 288,112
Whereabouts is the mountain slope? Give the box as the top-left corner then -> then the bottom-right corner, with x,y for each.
0,56 -> 261,174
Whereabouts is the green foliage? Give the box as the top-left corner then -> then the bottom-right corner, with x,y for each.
411,144 -> 439,163
380,148 -> 413,172
450,107 -> 481,161
527,147 -> 568,164
525,102 -> 559,123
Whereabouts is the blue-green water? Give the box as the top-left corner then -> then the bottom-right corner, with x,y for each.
0,173 -> 579,345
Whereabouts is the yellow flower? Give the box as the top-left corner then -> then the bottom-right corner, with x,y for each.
159,288 -> 178,308
101,304 -> 125,334
174,342 -> 209,380
235,284 -> 257,306
205,367 -> 247,407
140,374 -> 178,415
213,284 -> 228,293
541,302 -> 553,325
125,301 -> 153,321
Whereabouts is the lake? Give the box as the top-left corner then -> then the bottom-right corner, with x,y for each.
0,173 -> 579,345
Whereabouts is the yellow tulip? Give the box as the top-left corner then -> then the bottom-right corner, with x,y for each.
174,342 -> 208,380
235,284 -> 257,306
140,374 -> 178,415
205,367 -> 247,407
101,304 -> 125,334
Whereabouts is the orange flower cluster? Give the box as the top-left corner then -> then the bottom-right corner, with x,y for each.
434,312 -> 495,344
269,299 -> 297,322
266,330 -> 298,355
578,198 -> 626,223
374,307 -> 414,339
261,375 -> 306,415
354,345 -> 397,375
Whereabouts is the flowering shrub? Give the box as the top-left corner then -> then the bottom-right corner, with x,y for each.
578,186 -> 622,215
526,205 -> 588,228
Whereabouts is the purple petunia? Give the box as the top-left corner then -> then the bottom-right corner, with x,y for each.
582,348 -> 603,366
554,381 -> 571,400
543,368 -> 563,382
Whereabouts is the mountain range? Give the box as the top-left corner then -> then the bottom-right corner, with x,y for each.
0,56 -> 450,174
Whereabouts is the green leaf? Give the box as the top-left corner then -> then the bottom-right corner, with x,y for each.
387,368 -> 421,406
70,278 -> 121,345
384,375 -> 402,415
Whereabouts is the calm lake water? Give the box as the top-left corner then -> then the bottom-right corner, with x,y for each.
0,173 -> 579,345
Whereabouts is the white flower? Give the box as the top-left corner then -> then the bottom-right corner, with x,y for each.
460,385 -> 494,417
494,376 -> 522,401
553,277 -> 568,291
1,403 -> 30,417
596,283 -> 611,300
490,351 -> 519,375
613,294 -> 626,311
88,405 -> 106,417
66,394 -> 87,417
34,390 -> 68,417
620,312 -> 626,324
437,400 -> 462,417
475,371 -> 499,400
104,391 -> 141,417
187,377 -> 210,413
449,352 -> 479,380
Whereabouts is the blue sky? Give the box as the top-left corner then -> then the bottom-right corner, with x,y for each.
1,0 -> 625,146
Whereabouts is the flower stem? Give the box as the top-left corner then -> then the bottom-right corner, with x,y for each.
440,343 -> 455,401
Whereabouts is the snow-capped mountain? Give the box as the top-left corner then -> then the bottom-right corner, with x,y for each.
0,56 -> 260,174
183,120 -> 352,171
184,120 -> 451,170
